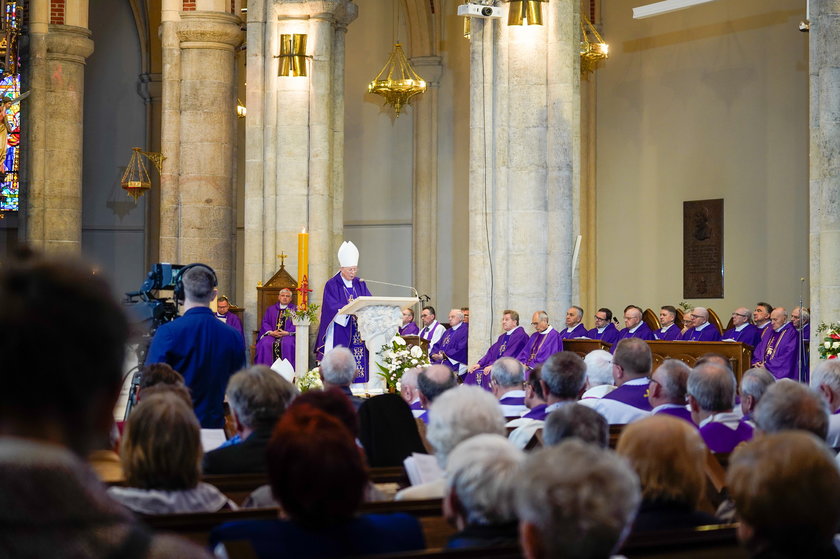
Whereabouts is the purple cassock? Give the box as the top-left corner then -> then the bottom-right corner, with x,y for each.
430,323 -> 469,373
653,405 -> 694,425
399,322 -> 420,337
601,382 -> 652,411
699,419 -> 753,453
254,304 -> 297,368
561,323 -> 589,340
722,324 -> 761,348
216,311 -> 244,340
315,272 -> 372,382
587,323 -> 620,345
517,328 -> 564,372
522,404 -> 548,421
611,323 -> 654,353
463,327 -> 530,389
752,322 -> 798,380
678,325 -> 721,342
655,324 -> 681,341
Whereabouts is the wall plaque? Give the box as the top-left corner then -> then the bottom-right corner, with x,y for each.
683,199 -> 723,298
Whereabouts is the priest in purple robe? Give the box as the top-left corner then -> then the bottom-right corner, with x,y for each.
654,305 -> 681,341
464,309 -> 529,389
429,309 -> 469,375
611,306 -> 654,353
561,306 -> 589,339
315,241 -> 372,383
587,308 -> 620,345
721,307 -> 761,347
254,288 -> 296,368
792,306 -> 810,382
688,362 -> 754,453
648,359 -> 694,425
399,308 -> 420,337
678,307 -> 721,342
752,307 -> 798,380
215,295 -> 244,340
517,311 -> 564,373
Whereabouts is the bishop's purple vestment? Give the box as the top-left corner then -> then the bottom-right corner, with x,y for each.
399,322 -> 420,337
611,323 -> 655,353
430,323 -> 469,373
254,303 -> 296,368
561,323 -> 589,340
517,328 -> 564,372
216,311 -> 244,340
463,327 -> 530,389
722,324 -> 761,348
678,324 -> 721,342
315,273 -> 372,382
752,322 -> 798,380
587,323 -> 620,345
655,324 -> 681,341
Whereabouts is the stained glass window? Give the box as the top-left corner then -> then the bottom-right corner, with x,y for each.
0,1 -> 22,213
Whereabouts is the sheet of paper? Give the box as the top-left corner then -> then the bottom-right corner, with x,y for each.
403,452 -> 443,486
201,429 -> 228,452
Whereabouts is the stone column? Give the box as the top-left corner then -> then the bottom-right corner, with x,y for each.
26,25 -> 93,254
810,0 -> 840,360
467,2 -> 580,359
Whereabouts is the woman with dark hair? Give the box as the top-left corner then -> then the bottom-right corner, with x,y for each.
210,404 -> 425,558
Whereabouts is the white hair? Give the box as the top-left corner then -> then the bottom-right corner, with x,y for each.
490,357 -> 524,388
584,349 -> 613,387
515,440 -> 640,559
811,360 -> 840,396
427,385 -> 506,468
445,434 -> 524,525
320,347 -> 356,386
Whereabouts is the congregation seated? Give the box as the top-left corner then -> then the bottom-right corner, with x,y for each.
752,380 -> 829,440
727,432 -> 840,558
679,307 -> 721,342
506,365 -> 548,426
108,392 -> 237,515
202,365 -> 297,475
443,435 -> 524,549
616,415 -> 720,533
648,359 -> 693,424
396,385 -> 506,501
687,363 -> 753,453
416,364 -> 457,424
543,403 -> 608,448
586,338 -> 653,424
515,439 -> 640,559
739,367 -> 776,424
358,393 -> 427,468
210,405 -> 425,558
491,357 -> 528,417
399,367 -> 426,418
810,360 -> 840,446
579,349 -> 615,400
321,347 -> 365,411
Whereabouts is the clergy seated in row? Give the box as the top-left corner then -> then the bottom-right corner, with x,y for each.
585,338 -> 653,424
811,360 -> 840,447
429,309 -> 469,374
753,301 -> 774,338
687,363 -> 753,453
464,310 -> 528,389
400,367 -> 425,418
316,241 -> 371,383
739,367 -> 776,425
444,435 -> 523,550
254,288 -> 296,368
215,295 -> 244,339
415,365 -> 457,424
517,311 -> 564,371
490,358 -> 528,418
610,305 -> 654,353
722,306 -> 762,347
579,349 -> 615,400
648,359 -> 694,424
654,305 -> 681,340
202,365 -> 297,475
543,403 -> 609,448
398,307 -> 419,337
396,385 -> 506,501
753,380 -> 830,441
751,307 -> 798,380
561,306 -> 589,339
678,307 -> 721,342
587,307 -> 620,344
418,305 -> 445,347
506,366 -> 550,433
792,305 -> 811,378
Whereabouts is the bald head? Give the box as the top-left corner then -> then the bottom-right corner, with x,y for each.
691,307 -> 709,326
687,363 -> 736,421
770,307 -> 789,331
417,365 -> 457,407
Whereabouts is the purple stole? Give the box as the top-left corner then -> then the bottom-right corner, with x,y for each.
612,323 -> 654,353
315,273 -> 372,382
517,329 -> 564,372
655,324 -> 681,341
461,369 -> 493,390
409,400 -> 424,411
722,324 -> 761,348
700,420 -> 753,453
419,322 -> 441,342
562,323 -> 589,340
499,395 -> 525,406
254,303 -> 297,368
400,322 -> 420,336
588,323 -> 620,345
601,382 -> 652,411
654,406 -> 694,425
522,404 -> 548,420
419,410 -> 429,424
216,311 -> 244,339
476,328 -> 530,369
430,323 -> 469,371
679,325 -> 721,342
752,322 -> 797,380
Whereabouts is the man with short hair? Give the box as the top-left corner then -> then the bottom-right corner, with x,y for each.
561,306 -> 588,339
461,307 -> 470,323
540,351 -> 587,415
739,367 -> 775,422
400,367 -> 425,418
587,307 -> 620,345
147,264 -> 246,428
648,359 -> 693,424
515,440 -> 641,559
588,338 -> 653,424
399,307 -> 420,336
543,404 -> 609,448
753,380 -> 829,440
655,305 -> 681,341
215,295 -> 244,339
320,347 -> 364,410
753,302 -> 773,332
612,305 -> 654,352
517,311 -> 564,371
792,306 -> 811,379
752,307 -> 798,380
810,360 -> 840,446
254,288 -> 297,368
466,310 -> 529,389
491,357 -> 528,417
430,309 -> 469,375
416,364 -> 458,423
419,305 -> 444,347
579,349 -> 615,400
727,432 -> 840,559
678,307 -> 721,341
202,365 -> 298,474
687,363 -> 753,453
722,306 -> 761,347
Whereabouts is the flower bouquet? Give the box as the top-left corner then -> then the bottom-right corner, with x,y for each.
283,303 -> 320,323
377,336 -> 430,392
296,366 -> 323,392
817,322 -> 840,360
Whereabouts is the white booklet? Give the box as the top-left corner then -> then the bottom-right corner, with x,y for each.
403,452 -> 443,486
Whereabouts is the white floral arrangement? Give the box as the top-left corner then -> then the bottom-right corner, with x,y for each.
817,322 -> 840,360
296,366 -> 323,392
377,336 -> 430,391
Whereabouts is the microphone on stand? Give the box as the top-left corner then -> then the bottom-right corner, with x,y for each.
359,278 -> 420,300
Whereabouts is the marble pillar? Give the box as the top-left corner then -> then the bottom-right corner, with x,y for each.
811,0 -> 840,361
26,25 -> 94,254
467,2 -> 580,360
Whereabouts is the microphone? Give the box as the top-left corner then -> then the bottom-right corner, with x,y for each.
359,278 -> 419,299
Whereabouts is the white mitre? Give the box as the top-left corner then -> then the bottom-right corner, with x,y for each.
337,241 -> 359,267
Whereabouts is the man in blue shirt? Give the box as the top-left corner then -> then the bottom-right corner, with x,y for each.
146,264 -> 246,428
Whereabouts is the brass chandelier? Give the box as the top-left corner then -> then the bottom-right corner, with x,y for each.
121,147 -> 166,201
367,43 -> 427,117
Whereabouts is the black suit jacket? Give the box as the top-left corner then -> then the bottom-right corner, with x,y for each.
202,426 -> 273,475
